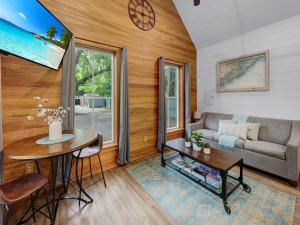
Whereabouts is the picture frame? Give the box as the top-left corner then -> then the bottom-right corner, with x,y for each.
216,50 -> 269,92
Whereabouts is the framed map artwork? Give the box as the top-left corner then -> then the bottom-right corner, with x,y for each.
217,51 -> 269,92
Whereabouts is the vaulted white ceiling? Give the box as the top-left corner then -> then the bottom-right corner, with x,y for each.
173,0 -> 300,48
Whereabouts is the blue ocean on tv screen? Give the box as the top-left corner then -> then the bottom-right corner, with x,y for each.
0,0 -> 72,70
0,19 -> 62,69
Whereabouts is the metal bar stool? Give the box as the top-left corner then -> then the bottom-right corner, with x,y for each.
0,174 -> 52,225
72,133 -> 106,206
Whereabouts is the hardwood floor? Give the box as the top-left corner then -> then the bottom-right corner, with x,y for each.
9,154 -> 300,225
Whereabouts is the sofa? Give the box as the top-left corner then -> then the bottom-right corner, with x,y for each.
187,112 -> 300,185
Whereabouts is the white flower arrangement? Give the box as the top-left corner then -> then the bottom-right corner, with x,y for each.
27,96 -> 70,124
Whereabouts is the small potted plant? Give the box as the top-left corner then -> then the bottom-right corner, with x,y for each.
185,136 -> 192,148
191,132 -> 203,151
203,143 -> 211,155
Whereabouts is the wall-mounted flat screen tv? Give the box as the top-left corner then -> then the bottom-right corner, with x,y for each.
0,0 -> 73,70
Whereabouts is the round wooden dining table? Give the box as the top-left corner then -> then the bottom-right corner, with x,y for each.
5,129 -> 98,225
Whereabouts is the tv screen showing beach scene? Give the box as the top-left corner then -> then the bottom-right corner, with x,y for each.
0,0 -> 72,70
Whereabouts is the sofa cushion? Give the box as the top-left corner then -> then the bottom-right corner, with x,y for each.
204,113 -> 233,131
244,141 -> 287,160
193,129 -> 218,142
247,117 -> 292,146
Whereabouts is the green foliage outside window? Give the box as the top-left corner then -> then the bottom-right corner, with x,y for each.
165,66 -> 178,97
75,48 -> 112,97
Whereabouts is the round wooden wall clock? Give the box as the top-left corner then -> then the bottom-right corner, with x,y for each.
128,0 -> 155,31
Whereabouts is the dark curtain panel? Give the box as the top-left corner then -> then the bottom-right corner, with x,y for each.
157,57 -> 166,151
184,63 -> 191,137
62,37 -> 75,131
61,37 -> 75,183
118,47 -> 130,165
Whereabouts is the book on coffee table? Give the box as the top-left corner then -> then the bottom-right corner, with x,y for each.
172,158 -> 222,189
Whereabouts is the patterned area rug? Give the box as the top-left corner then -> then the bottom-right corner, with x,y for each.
127,156 -> 296,225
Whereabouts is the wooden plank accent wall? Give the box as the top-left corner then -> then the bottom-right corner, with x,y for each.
1,0 -> 196,181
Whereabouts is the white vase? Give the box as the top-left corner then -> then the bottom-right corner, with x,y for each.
193,143 -> 201,151
185,141 -> 191,148
48,119 -> 62,141
204,148 -> 211,155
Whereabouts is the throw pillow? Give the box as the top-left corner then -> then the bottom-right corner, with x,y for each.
218,123 -> 248,140
218,120 -> 236,134
245,123 -> 261,141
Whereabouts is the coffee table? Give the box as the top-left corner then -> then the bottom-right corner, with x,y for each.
161,138 -> 251,214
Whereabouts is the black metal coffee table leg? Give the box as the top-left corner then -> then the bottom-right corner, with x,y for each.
220,171 -> 231,214
239,159 -> 251,193
161,144 -> 166,167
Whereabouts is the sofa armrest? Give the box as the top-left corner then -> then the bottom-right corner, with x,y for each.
186,113 -> 206,137
286,121 -> 300,182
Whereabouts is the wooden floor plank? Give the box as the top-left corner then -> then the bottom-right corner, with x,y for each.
7,154 -> 300,225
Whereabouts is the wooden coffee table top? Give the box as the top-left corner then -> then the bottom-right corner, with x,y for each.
165,138 -> 242,171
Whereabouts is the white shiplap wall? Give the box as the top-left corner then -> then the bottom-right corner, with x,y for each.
197,15 -> 300,120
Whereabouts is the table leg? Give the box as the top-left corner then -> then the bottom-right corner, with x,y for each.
30,194 -> 36,223
32,153 -> 93,223
65,157 -> 73,192
79,158 -> 83,207
42,186 -> 54,225
220,171 -> 231,214
17,153 -> 94,224
239,159 -> 243,183
17,191 -> 40,224
61,155 -> 67,194
33,157 -> 63,224
34,160 -> 51,221
161,143 -> 166,167
60,152 -> 93,206
75,149 -> 93,205
240,160 -> 251,193
50,157 -> 59,223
